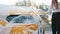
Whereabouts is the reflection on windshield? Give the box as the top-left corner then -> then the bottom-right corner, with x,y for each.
11,15 -> 35,23
6,15 -> 19,22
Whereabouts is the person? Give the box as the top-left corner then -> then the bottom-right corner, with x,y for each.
48,0 -> 60,34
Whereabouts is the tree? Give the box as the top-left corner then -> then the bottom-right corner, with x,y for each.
15,0 -> 31,7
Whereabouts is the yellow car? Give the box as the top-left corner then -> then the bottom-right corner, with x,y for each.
0,14 -> 43,34
0,6 -> 44,34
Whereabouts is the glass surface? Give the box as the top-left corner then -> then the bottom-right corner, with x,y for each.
11,15 -> 35,23
6,15 -> 19,22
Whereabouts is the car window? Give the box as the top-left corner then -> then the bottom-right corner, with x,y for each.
11,15 -> 35,23
6,15 -> 19,22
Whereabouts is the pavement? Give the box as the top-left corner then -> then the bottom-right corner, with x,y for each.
45,30 -> 52,34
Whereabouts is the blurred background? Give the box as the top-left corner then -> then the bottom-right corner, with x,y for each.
0,0 -> 60,34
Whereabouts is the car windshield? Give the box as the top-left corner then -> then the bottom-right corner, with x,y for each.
6,15 -> 19,22
10,15 -> 35,23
